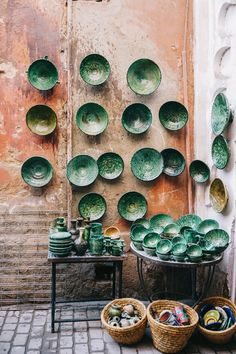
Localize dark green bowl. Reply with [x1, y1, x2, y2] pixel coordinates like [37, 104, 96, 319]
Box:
[132, 218, 150, 229]
[150, 214, 173, 228]
[21, 156, 53, 188]
[211, 93, 232, 135]
[118, 192, 148, 221]
[26, 105, 57, 136]
[150, 225, 164, 234]
[186, 244, 202, 257]
[161, 148, 185, 176]
[132, 240, 144, 251]
[27, 56, 59, 91]
[122, 103, 152, 134]
[142, 245, 156, 256]
[209, 178, 228, 213]
[205, 229, 229, 248]
[189, 160, 210, 183]
[159, 101, 188, 131]
[67, 155, 98, 187]
[177, 214, 202, 231]
[212, 135, 230, 169]
[143, 232, 161, 249]
[127, 58, 162, 95]
[172, 242, 187, 256]
[76, 103, 108, 136]
[80, 54, 110, 86]
[131, 148, 164, 181]
[197, 219, 219, 234]
[163, 223, 180, 238]
[130, 225, 149, 241]
[78, 193, 106, 221]
[97, 152, 124, 180]
[156, 239, 172, 255]
[172, 236, 187, 245]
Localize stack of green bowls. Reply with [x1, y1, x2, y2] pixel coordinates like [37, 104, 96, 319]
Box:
[49, 232, 72, 257]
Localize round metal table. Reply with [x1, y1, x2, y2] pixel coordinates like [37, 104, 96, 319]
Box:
[131, 243, 223, 307]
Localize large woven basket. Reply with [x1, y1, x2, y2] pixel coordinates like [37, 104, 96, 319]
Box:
[147, 300, 199, 353]
[195, 296, 236, 344]
[101, 298, 147, 345]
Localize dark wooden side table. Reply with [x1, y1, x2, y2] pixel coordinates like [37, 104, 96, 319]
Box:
[48, 251, 126, 332]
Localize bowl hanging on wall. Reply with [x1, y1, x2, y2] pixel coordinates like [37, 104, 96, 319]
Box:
[131, 148, 164, 181]
[159, 101, 188, 131]
[127, 58, 162, 95]
[66, 155, 98, 187]
[118, 191, 148, 221]
[209, 178, 228, 213]
[21, 156, 53, 188]
[97, 152, 124, 180]
[161, 148, 186, 176]
[27, 56, 59, 91]
[189, 160, 210, 183]
[211, 92, 233, 135]
[122, 103, 152, 134]
[211, 135, 230, 169]
[26, 105, 57, 136]
[76, 102, 108, 136]
[78, 193, 107, 221]
[80, 54, 110, 86]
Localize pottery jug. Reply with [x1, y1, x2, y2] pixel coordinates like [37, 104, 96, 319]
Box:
[89, 234, 104, 255]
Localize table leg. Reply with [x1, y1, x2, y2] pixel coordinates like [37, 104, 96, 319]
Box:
[137, 258, 151, 302]
[51, 263, 56, 333]
[193, 265, 215, 307]
[118, 261, 123, 298]
[191, 268, 197, 302]
[112, 262, 116, 299]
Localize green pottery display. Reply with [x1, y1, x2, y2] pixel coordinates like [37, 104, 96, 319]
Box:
[118, 192, 147, 221]
[189, 160, 210, 183]
[97, 152, 124, 180]
[76, 103, 108, 136]
[161, 148, 185, 176]
[212, 135, 230, 169]
[27, 56, 59, 91]
[159, 101, 188, 131]
[150, 214, 173, 228]
[163, 223, 180, 238]
[131, 148, 164, 181]
[67, 155, 98, 187]
[127, 58, 161, 95]
[132, 218, 150, 229]
[197, 219, 219, 234]
[143, 232, 161, 249]
[209, 178, 228, 213]
[122, 103, 152, 134]
[26, 105, 57, 136]
[211, 93, 233, 135]
[89, 234, 104, 255]
[205, 229, 229, 249]
[21, 156, 53, 188]
[130, 225, 149, 241]
[80, 54, 110, 85]
[78, 193, 107, 221]
[177, 214, 202, 231]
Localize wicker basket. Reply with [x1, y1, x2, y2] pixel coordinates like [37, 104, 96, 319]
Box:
[147, 300, 199, 353]
[101, 298, 147, 345]
[195, 296, 236, 344]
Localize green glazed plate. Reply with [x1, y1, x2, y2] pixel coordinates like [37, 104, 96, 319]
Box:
[197, 219, 219, 234]
[159, 101, 188, 131]
[26, 105, 57, 136]
[132, 218, 150, 229]
[21, 156, 53, 188]
[172, 242, 187, 255]
[212, 135, 230, 169]
[97, 152, 124, 180]
[163, 223, 180, 237]
[118, 191, 148, 221]
[176, 214, 202, 231]
[186, 244, 202, 257]
[80, 54, 110, 86]
[27, 56, 59, 91]
[205, 229, 229, 248]
[211, 93, 232, 135]
[67, 155, 98, 187]
[78, 193, 107, 221]
[150, 214, 173, 228]
[76, 103, 108, 136]
[49, 232, 71, 240]
[131, 148, 164, 181]
[127, 58, 161, 95]
[161, 148, 186, 176]
[210, 178, 228, 213]
[130, 225, 149, 241]
[122, 103, 152, 134]
[189, 160, 210, 183]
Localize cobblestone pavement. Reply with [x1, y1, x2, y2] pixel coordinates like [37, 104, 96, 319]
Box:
[0, 304, 236, 354]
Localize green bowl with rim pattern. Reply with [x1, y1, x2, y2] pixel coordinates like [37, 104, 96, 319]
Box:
[80, 54, 110, 86]
[186, 244, 202, 261]
[118, 191, 148, 221]
[27, 56, 59, 91]
[161, 148, 186, 176]
[67, 155, 98, 187]
[176, 214, 202, 231]
[172, 235, 187, 245]
[159, 101, 188, 131]
[212, 135, 230, 169]
[78, 193, 106, 221]
[130, 225, 149, 241]
[127, 58, 162, 95]
[156, 239, 172, 255]
[131, 148, 164, 181]
[197, 219, 219, 234]
[172, 242, 187, 255]
[143, 232, 161, 249]
[21, 156, 53, 188]
[211, 93, 233, 135]
[26, 104, 57, 136]
[205, 229, 229, 249]
[209, 178, 228, 213]
[189, 160, 210, 183]
[122, 103, 152, 134]
[150, 225, 164, 234]
[150, 214, 173, 228]
[97, 152, 124, 180]
[132, 218, 150, 229]
[163, 223, 180, 238]
[76, 102, 108, 136]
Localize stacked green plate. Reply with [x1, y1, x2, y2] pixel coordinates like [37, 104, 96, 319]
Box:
[27, 56, 59, 91]
[49, 232, 72, 257]
[176, 214, 202, 231]
[150, 214, 173, 228]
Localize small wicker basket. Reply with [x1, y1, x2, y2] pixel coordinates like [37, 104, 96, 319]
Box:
[101, 298, 147, 345]
[195, 296, 236, 344]
[147, 300, 199, 354]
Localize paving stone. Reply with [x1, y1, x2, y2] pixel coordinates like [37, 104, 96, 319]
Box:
[28, 338, 42, 350]
[90, 339, 104, 352]
[216, 352, 231, 354]
[0, 342, 10, 354]
[30, 327, 44, 337]
[16, 324, 30, 334]
[106, 342, 121, 354]
[0, 319, 4, 326]
[26, 352, 40, 354]
[0, 331, 15, 342]
[4, 318, 18, 324]
[0, 311, 7, 317]
[184, 342, 199, 353]
[103, 331, 116, 343]
[2, 324, 17, 331]
[32, 317, 46, 326]
[121, 348, 137, 354]
[10, 347, 25, 354]
[19, 314, 32, 323]
[74, 332, 88, 344]
[198, 346, 216, 354]
[74, 344, 89, 354]
[60, 350, 73, 354]
[60, 337, 73, 348]
[89, 328, 103, 339]
[88, 321, 101, 328]
[7, 312, 19, 318]
[74, 321, 87, 331]
[74, 311, 87, 320]
[50, 340, 58, 349]
[13, 334, 28, 346]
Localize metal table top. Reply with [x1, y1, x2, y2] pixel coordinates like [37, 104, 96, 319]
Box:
[48, 251, 127, 263]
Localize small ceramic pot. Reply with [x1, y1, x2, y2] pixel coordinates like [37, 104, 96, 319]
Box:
[120, 319, 130, 328]
[89, 234, 104, 255]
[111, 246, 123, 256]
[90, 222, 103, 236]
[123, 304, 135, 316]
[109, 304, 122, 318]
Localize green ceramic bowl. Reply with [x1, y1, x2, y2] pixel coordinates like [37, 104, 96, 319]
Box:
[159, 101, 188, 131]
[205, 229, 229, 248]
[156, 239, 172, 255]
[118, 192, 148, 221]
[132, 218, 150, 229]
[78, 193, 106, 221]
[177, 214, 202, 231]
[131, 148, 164, 181]
[209, 178, 228, 213]
[122, 103, 152, 134]
[186, 244, 203, 258]
[27, 56, 59, 91]
[197, 219, 219, 234]
[150, 225, 164, 234]
[26, 105, 57, 136]
[132, 240, 144, 251]
[150, 214, 173, 228]
[49, 232, 71, 240]
[189, 160, 210, 183]
[143, 232, 161, 249]
[143, 245, 156, 256]
[21, 156, 53, 188]
[67, 155, 98, 187]
[127, 58, 162, 95]
[97, 152, 124, 180]
[211, 93, 232, 135]
[212, 135, 230, 169]
[172, 254, 186, 262]
[161, 148, 186, 176]
[172, 242, 187, 255]
[163, 223, 180, 238]
[172, 236, 187, 245]
[80, 54, 110, 85]
[198, 239, 216, 254]
[130, 225, 149, 241]
[76, 103, 108, 136]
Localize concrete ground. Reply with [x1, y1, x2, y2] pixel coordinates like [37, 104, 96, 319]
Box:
[0, 303, 236, 354]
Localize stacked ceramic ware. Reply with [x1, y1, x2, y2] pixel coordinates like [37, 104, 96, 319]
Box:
[49, 231, 72, 257]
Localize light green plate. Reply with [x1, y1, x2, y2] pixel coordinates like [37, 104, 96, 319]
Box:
[159, 101, 188, 131]
[97, 152, 124, 180]
[150, 214, 173, 228]
[21, 156, 53, 188]
[27, 56, 59, 91]
[211, 93, 233, 135]
[76, 103, 108, 136]
[209, 178, 228, 213]
[118, 192, 148, 221]
[122, 103, 152, 134]
[189, 160, 210, 183]
[143, 232, 161, 248]
[67, 155, 98, 187]
[212, 135, 230, 169]
[78, 193, 107, 221]
[197, 219, 219, 234]
[131, 148, 163, 181]
[26, 105, 57, 136]
[80, 54, 110, 85]
[205, 229, 229, 248]
[161, 148, 185, 176]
